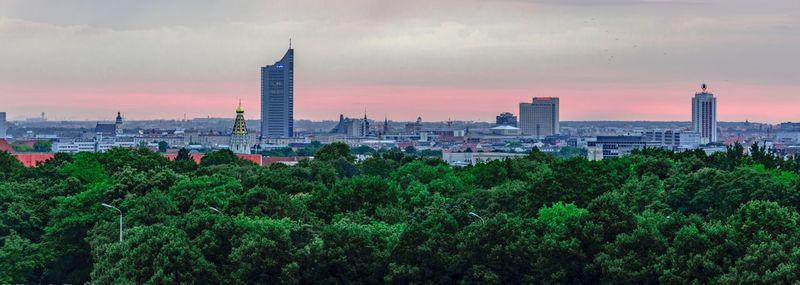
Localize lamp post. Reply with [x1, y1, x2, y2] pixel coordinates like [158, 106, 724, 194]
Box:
[468, 212, 485, 223]
[208, 206, 222, 214]
[101, 203, 123, 242]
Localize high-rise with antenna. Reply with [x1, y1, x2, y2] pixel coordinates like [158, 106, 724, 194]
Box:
[692, 83, 717, 144]
[261, 44, 294, 138]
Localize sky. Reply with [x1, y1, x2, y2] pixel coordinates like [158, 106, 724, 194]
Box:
[0, 0, 798, 122]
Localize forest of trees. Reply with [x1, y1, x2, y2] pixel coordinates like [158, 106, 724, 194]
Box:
[3, 143, 800, 284]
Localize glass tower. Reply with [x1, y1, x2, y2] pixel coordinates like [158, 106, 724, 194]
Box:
[261, 48, 294, 138]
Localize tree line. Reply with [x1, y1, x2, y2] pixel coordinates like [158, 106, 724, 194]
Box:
[2, 143, 800, 284]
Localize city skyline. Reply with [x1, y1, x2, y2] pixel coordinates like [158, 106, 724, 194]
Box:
[1, 0, 798, 122]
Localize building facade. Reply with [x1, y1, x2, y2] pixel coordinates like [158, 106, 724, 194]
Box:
[331, 114, 371, 137]
[95, 112, 124, 139]
[230, 102, 251, 154]
[641, 130, 701, 151]
[261, 48, 294, 138]
[587, 136, 652, 161]
[442, 151, 528, 166]
[519, 97, 559, 139]
[495, 112, 518, 127]
[692, 84, 717, 144]
[777, 122, 800, 144]
[0, 112, 6, 138]
[405, 117, 423, 135]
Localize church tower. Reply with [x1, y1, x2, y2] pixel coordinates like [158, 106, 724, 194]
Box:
[115, 112, 124, 136]
[230, 101, 251, 154]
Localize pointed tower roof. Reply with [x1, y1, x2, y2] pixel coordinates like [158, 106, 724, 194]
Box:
[236, 99, 244, 113]
[232, 102, 248, 135]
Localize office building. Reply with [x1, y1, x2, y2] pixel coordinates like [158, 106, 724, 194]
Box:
[519, 97, 559, 139]
[641, 130, 701, 151]
[691, 84, 717, 144]
[261, 47, 294, 138]
[442, 151, 527, 166]
[230, 102, 251, 154]
[587, 136, 652, 161]
[496, 112, 517, 127]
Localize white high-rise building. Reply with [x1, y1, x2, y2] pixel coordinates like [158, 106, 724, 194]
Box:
[519, 97, 559, 139]
[691, 84, 717, 144]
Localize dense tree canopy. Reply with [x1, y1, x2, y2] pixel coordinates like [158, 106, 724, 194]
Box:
[2, 143, 800, 284]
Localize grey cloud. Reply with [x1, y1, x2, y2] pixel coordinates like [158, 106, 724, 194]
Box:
[0, 0, 798, 88]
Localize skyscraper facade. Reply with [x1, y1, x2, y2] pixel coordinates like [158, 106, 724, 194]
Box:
[261, 48, 294, 138]
[0, 112, 6, 138]
[519, 97, 559, 138]
[691, 84, 717, 144]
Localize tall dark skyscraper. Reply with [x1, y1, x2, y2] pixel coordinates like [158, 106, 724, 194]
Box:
[261, 47, 294, 138]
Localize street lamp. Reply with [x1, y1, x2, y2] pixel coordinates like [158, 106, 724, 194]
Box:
[101, 203, 123, 242]
[468, 212, 485, 223]
[208, 206, 222, 214]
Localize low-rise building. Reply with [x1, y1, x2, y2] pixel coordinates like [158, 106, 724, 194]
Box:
[587, 136, 652, 161]
[491, 125, 522, 136]
[442, 151, 527, 166]
[641, 130, 701, 150]
[52, 140, 97, 153]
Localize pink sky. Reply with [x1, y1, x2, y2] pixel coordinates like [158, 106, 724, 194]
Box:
[1, 0, 798, 123]
[3, 82, 798, 123]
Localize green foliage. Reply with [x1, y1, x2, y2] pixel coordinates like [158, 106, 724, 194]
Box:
[0, 150, 24, 180]
[33, 140, 53, 152]
[315, 142, 354, 162]
[157, 141, 168, 153]
[200, 149, 239, 167]
[3, 145, 800, 283]
[10, 142, 33, 152]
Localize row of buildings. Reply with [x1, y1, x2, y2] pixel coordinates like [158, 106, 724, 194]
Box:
[51, 103, 255, 155]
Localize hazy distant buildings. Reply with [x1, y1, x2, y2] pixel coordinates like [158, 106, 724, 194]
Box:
[26, 112, 47, 122]
[495, 112, 517, 127]
[491, 125, 522, 136]
[519, 97, 559, 139]
[94, 112, 124, 138]
[230, 102, 251, 154]
[777, 122, 800, 143]
[331, 114, 370, 137]
[261, 48, 294, 138]
[692, 84, 717, 144]
[405, 117, 423, 135]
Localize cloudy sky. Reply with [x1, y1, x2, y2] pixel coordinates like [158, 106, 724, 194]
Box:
[1, 0, 798, 122]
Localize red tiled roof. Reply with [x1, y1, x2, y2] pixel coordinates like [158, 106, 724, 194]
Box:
[238, 154, 263, 166]
[162, 153, 264, 166]
[13, 153, 55, 167]
[162, 153, 204, 164]
[0, 139, 14, 154]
